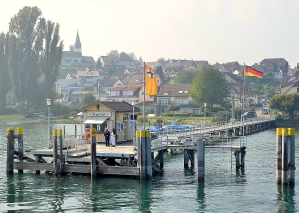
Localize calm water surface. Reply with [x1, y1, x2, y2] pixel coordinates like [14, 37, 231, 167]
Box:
[0, 121, 298, 212]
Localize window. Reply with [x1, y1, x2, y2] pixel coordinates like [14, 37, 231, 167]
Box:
[158, 99, 169, 105]
[297, 88, 299, 93]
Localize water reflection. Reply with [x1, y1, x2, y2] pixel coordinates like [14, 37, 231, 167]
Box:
[276, 184, 296, 213]
[138, 180, 152, 213]
[196, 181, 206, 211]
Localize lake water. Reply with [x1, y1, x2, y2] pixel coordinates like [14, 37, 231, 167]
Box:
[0, 121, 298, 212]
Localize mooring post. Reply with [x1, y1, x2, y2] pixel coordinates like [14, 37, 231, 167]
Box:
[59, 129, 64, 175]
[235, 150, 240, 170]
[159, 150, 164, 169]
[6, 127, 15, 174]
[137, 130, 152, 178]
[197, 140, 205, 181]
[91, 128, 97, 176]
[240, 147, 246, 168]
[17, 127, 24, 173]
[184, 149, 189, 168]
[281, 128, 288, 184]
[276, 128, 282, 184]
[53, 129, 58, 176]
[288, 128, 295, 185]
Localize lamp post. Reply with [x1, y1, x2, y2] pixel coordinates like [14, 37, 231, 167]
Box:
[204, 103, 207, 127]
[77, 112, 85, 140]
[131, 99, 138, 149]
[46, 99, 51, 148]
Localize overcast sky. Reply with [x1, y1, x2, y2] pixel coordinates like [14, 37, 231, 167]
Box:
[1, 0, 299, 67]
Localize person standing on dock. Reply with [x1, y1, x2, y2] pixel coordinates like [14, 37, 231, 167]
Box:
[110, 127, 116, 147]
[104, 128, 110, 146]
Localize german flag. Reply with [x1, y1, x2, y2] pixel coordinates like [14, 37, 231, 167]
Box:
[245, 66, 263, 78]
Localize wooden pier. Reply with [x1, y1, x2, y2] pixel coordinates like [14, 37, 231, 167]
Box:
[6, 118, 275, 180]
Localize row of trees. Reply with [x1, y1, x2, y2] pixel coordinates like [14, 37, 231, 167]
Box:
[0, 6, 63, 115]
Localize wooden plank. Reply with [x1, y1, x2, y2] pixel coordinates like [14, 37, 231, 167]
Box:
[14, 162, 53, 171]
[97, 166, 140, 176]
[64, 164, 91, 173]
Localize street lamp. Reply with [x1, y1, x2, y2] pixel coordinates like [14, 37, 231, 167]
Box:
[204, 103, 207, 127]
[77, 112, 85, 140]
[131, 99, 138, 149]
[46, 99, 51, 149]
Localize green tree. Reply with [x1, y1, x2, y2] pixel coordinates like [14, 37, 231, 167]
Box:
[106, 50, 119, 77]
[96, 58, 102, 69]
[269, 94, 299, 119]
[167, 104, 181, 115]
[189, 66, 230, 111]
[173, 69, 197, 84]
[69, 45, 74, 51]
[139, 56, 143, 63]
[155, 65, 165, 82]
[39, 20, 64, 100]
[8, 6, 45, 115]
[78, 92, 96, 109]
[0, 33, 11, 114]
[157, 58, 165, 66]
[127, 52, 136, 60]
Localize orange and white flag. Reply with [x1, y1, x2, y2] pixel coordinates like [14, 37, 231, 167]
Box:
[145, 65, 158, 95]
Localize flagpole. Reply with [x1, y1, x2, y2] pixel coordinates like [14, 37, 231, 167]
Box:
[143, 62, 146, 131]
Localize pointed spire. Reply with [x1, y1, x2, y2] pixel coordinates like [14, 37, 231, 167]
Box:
[75, 30, 81, 51]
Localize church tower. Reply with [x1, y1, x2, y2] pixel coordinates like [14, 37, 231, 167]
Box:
[74, 30, 82, 53]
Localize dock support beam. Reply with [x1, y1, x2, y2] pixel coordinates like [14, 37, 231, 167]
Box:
[137, 130, 152, 178]
[184, 150, 194, 168]
[234, 147, 246, 170]
[17, 127, 24, 174]
[197, 140, 205, 181]
[276, 128, 282, 184]
[6, 127, 14, 174]
[91, 128, 97, 176]
[53, 129, 58, 176]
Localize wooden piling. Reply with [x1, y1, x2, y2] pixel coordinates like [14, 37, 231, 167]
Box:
[137, 130, 152, 178]
[184, 150, 189, 168]
[91, 128, 97, 176]
[6, 127, 14, 174]
[197, 140, 205, 181]
[159, 150, 164, 169]
[53, 129, 58, 176]
[17, 127, 24, 173]
[276, 128, 282, 184]
[235, 150, 240, 169]
[59, 129, 64, 175]
[288, 128, 295, 185]
[281, 128, 288, 185]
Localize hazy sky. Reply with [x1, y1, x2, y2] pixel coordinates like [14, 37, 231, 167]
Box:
[1, 0, 299, 67]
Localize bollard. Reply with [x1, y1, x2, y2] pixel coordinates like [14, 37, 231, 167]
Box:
[137, 130, 152, 178]
[59, 129, 64, 175]
[53, 129, 58, 176]
[91, 128, 97, 176]
[288, 128, 295, 185]
[281, 128, 288, 185]
[197, 140, 205, 181]
[17, 127, 24, 173]
[6, 127, 15, 174]
[276, 128, 282, 184]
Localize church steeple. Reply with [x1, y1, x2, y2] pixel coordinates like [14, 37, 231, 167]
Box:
[74, 30, 82, 53]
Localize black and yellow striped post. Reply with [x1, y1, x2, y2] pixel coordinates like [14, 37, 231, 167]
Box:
[53, 129, 58, 176]
[281, 128, 288, 184]
[91, 128, 97, 176]
[6, 127, 15, 174]
[288, 128, 295, 185]
[59, 129, 64, 175]
[17, 127, 24, 173]
[276, 128, 282, 184]
[137, 130, 152, 178]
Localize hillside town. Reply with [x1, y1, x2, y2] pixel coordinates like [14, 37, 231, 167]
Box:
[55, 31, 298, 116]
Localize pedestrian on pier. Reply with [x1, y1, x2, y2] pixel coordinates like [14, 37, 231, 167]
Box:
[104, 128, 110, 146]
[110, 127, 116, 147]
